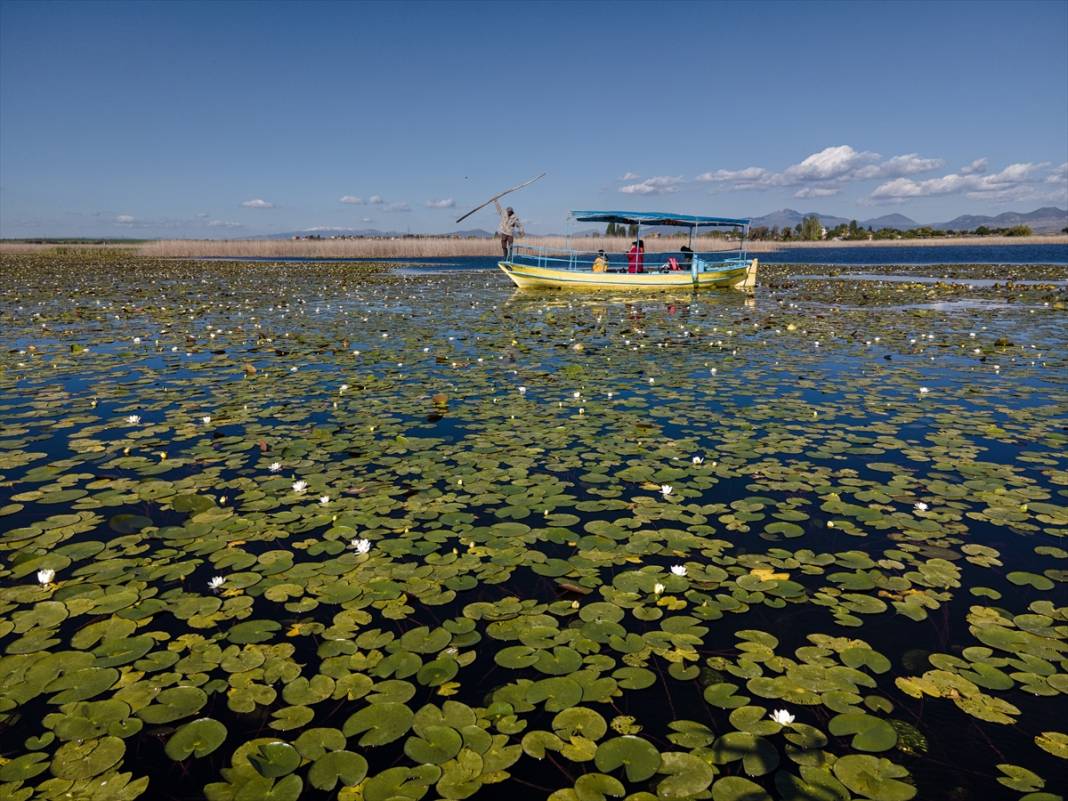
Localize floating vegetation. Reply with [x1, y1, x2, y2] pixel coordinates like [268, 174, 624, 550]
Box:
[0, 253, 1065, 801]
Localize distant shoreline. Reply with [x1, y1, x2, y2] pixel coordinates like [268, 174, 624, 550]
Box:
[0, 233, 1065, 259]
[746, 234, 1068, 251]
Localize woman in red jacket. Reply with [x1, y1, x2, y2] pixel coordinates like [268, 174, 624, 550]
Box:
[627, 240, 645, 273]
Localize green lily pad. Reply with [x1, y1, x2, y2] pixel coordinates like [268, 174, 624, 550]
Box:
[308, 750, 368, 791]
[711, 776, 773, 801]
[594, 736, 662, 782]
[828, 712, 898, 752]
[51, 735, 125, 780]
[248, 740, 302, 778]
[165, 717, 228, 760]
[343, 701, 414, 746]
[137, 686, 208, 724]
[832, 755, 916, 800]
[1035, 731, 1068, 759]
[656, 751, 716, 798]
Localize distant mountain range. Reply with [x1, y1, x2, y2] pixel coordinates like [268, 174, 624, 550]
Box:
[257, 207, 1066, 240]
[749, 206, 1067, 234]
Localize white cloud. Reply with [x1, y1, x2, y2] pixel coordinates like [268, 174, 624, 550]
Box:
[115, 214, 135, 224]
[383, 201, 411, 212]
[853, 153, 945, 179]
[697, 145, 943, 194]
[241, 198, 274, 208]
[960, 158, 988, 175]
[196, 212, 209, 218]
[619, 176, 683, 195]
[870, 162, 1048, 202]
[1045, 162, 1067, 183]
[696, 167, 776, 189]
[783, 145, 880, 182]
[368, 195, 384, 205]
[361, 217, 373, 223]
[794, 186, 840, 198]
[425, 198, 456, 209]
[339, 195, 363, 205]
[208, 220, 242, 228]
[619, 172, 640, 180]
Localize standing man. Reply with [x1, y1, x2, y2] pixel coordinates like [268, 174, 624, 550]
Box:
[495, 200, 524, 260]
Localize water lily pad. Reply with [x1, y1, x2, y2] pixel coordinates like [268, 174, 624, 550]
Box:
[165, 717, 228, 760]
[308, 750, 368, 790]
[248, 740, 302, 778]
[593, 736, 661, 782]
[832, 754, 916, 800]
[1035, 731, 1068, 759]
[711, 776, 773, 801]
[343, 701, 414, 746]
[828, 712, 898, 752]
[656, 751, 715, 798]
[51, 735, 125, 779]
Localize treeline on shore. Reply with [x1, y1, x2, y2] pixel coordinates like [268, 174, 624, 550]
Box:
[605, 217, 1048, 242]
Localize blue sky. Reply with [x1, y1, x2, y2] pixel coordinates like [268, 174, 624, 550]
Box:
[1, 0, 1066, 237]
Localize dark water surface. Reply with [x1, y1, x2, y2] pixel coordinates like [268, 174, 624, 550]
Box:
[0, 255, 1065, 801]
[191, 241, 1068, 268]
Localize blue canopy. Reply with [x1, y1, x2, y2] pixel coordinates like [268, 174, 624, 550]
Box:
[571, 210, 749, 228]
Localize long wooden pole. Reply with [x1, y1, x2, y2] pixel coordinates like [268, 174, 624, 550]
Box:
[455, 173, 546, 224]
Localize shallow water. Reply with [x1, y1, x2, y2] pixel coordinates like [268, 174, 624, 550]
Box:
[178, 240, 1068, 269]
[0, 255, 1065, 801]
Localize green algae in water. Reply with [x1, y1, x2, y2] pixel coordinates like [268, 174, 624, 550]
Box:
[0, 253, 1065, 801]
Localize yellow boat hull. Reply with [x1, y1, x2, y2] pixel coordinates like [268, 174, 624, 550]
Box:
[498, 260, 756, 290]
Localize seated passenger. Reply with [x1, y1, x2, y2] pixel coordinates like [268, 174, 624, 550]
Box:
[592, 250, 609, 272]
[679, 245, 694, 270]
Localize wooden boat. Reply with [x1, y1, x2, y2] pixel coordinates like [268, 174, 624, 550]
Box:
[499, 210, 758, 291]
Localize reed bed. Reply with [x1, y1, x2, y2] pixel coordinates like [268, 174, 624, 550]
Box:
[135, 233, 1068, 258]
[2, 233, 1063, 258]
[136, 236, 752, 259]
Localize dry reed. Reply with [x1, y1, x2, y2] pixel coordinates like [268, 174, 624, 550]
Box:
[134, 233, 1068, 258]
[1, 234, 1063, 258]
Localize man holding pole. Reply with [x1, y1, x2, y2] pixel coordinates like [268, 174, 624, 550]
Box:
[495, 200, 524, 260]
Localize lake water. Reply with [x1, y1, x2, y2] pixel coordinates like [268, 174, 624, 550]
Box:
[196, 241, 1068, 268]
[0, 254, 1065, 801]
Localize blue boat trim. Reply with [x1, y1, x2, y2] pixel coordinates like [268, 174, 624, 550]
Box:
[570, 210, 750, 228]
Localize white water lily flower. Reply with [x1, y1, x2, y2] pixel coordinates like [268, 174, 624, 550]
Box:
[268, 462, 282, 472]
[653, 582, 665, 595]
[692, 456, 704, 465]
[518, 386, 527, 394]
[350, 538, 371, 554]
[125, 415, 141, 424]
[671, 565, 687, 577]
[201, 415, 212, 424]
[915, 502, 929, 512]
[37, 568, 55, 585]
[770, 709, 795, 725]
[291, 480, 308, 493]
[319, 495, 330, 505]
[572, 391, 581, 399]
[919, 387, 929, 394]
[208, 576, 225, 590]
[660, 484, 673, 497]
[339, 384, 349, 393]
